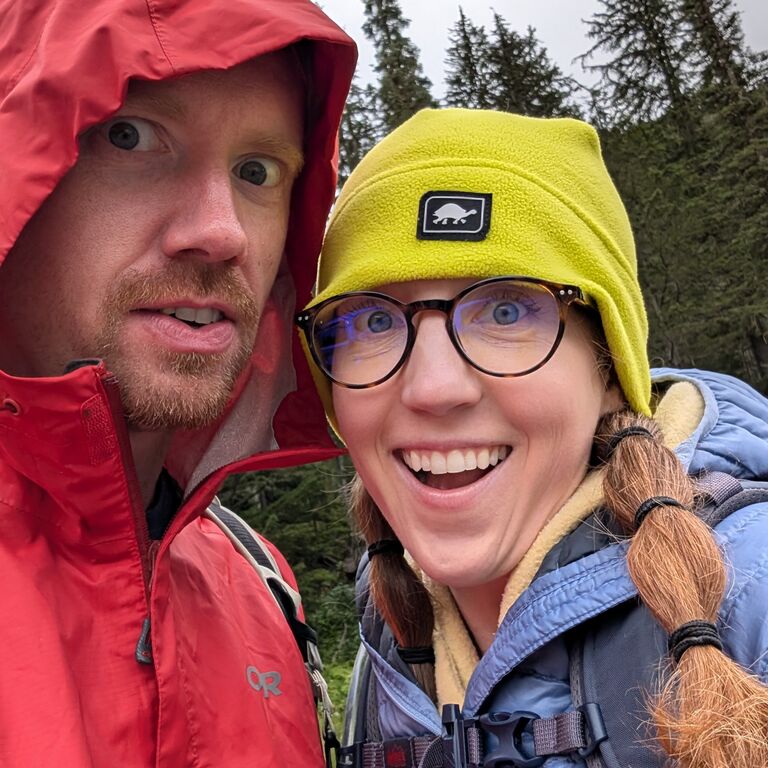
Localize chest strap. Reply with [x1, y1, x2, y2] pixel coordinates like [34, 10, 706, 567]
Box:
[343, 703, 606, 768]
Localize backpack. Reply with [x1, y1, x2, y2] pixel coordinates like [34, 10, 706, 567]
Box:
[205, 499, 340, 767]
[339, 473, 768, 768]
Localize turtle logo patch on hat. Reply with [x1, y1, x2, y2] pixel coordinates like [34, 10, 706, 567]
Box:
[417, 191, 492, 241]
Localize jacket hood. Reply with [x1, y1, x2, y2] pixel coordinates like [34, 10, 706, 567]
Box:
[652, 367, 768, 481]
[0, 0, 356, 490]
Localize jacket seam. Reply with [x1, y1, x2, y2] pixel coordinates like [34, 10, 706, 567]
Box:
[173, 605, 205, 767]
[2, 6, 55, 97]
[143, 0, 176, 73]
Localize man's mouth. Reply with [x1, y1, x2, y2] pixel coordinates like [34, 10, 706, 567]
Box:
[401, 445, 510, 490]
[159, 307, 226, 329]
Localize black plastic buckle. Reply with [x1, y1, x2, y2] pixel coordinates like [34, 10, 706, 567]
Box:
[441, 704, 477, 768]
[337, 743, 362, 768]
[576, 703, 608, 758]
[478, 711, 545, 768]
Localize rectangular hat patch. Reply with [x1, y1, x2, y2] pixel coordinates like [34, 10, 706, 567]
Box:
[417, 191, 492, 241]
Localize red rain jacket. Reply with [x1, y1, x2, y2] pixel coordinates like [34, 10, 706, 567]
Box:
[0, 1, 355, 765]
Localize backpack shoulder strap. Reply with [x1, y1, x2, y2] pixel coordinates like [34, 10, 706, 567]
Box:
[575, 473, 768, 768]
[205, 499, 339, 764]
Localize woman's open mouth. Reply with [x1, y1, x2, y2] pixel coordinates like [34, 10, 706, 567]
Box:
[401, 445, 510, 490]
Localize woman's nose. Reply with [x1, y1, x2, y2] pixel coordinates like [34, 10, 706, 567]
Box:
[399, 313, 483, 415]
[160, 167, 248, 265]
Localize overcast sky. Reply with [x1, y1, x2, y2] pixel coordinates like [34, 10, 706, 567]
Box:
[319, 0, 767, 98]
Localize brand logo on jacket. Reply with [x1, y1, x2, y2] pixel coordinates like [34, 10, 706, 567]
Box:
[417, 191, 492, 241]
[246, 665, 282, 698]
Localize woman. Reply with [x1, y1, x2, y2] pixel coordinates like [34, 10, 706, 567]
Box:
[297, 109, 768, 768]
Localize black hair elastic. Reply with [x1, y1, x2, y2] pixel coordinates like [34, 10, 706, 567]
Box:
[634, 496, 685, 528]
[668, 620, 723, 663]
[397, 645, 435, 665]
[604, 426, 655, 461]
[367, 539, 404, 558]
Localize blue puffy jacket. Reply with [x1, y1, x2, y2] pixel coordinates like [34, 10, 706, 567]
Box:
[344, 369, 768, 767]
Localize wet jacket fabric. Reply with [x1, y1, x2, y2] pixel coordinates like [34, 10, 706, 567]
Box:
[350, 369, 768, 767]
[0, 1, 355, 766]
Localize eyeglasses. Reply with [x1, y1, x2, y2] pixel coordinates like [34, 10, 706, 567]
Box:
[295, 276, 591, 389]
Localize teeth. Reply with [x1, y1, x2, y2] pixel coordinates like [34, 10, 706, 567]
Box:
[161, 307, 224, 325]
[446, 450, 464, 473]
[430, 452, 447, 474]
[402, 445, 509, 476]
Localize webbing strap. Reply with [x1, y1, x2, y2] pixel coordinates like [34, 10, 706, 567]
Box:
[695, 471, 743, 507]
[358, 727, 483, 768]
[532, 710, 587, 755]
[361, 736, 434, 768]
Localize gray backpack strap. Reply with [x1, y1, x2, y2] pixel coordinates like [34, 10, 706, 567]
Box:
[205, 499, 340, 765]
[569, 635, 606, 768]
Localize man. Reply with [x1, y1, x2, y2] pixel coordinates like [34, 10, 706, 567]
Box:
[0, 0, 355, 764]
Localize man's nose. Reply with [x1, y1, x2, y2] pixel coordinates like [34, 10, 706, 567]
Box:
[160, 167, 248, 264]
[399, 313, 483, 415]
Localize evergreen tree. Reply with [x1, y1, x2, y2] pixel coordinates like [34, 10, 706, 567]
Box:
[445, 10, 579, 117]
[444, 8, 494, 109]
[486, 15, 580, 117]
[679, 0, 746, 91]
[362, 0, 436, 133]
[338, 77, 381, 187]
[581, 0, 693, 126]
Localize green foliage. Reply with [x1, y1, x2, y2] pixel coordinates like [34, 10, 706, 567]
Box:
[219, 457, 364, 669]
[581, 0, 694, 126]
[445, 11, 580, 117]
[362, 0, 436, 133]
[601, 83, 768, 389]
[339, 77, 382, 187]
[444, 8, 494, 109]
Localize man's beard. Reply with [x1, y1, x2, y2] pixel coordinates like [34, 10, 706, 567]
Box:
[96, 264, 260, 431]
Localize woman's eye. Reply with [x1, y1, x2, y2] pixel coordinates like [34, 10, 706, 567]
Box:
[491, 301, 526, 325]
[236, 157, 281, 187]
[105, 118, 162, 151]
[366, 310, 394, 334]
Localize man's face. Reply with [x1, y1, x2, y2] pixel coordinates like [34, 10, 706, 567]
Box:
[0, 53, 304, 431]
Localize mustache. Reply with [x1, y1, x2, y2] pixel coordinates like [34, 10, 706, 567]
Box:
[106, 264, 260, 325]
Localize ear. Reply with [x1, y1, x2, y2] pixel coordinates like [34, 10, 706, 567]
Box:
[600, 378, 625, 416]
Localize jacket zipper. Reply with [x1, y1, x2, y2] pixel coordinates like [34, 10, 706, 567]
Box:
[100, 373, 157, 665]
[101, 373, 152, 595]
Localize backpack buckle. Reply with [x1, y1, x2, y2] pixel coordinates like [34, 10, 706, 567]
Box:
[441, 704, 478, 768]
[478, 711, 545, 768]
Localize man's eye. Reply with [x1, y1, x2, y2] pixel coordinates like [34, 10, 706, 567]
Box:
[104, 118, 162, 151]
[235, 158, 281, 187]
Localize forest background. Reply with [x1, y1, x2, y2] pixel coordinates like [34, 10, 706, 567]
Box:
[220, 0, 768, 722]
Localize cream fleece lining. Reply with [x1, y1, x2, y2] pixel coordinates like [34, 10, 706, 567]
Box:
[423, 381, 705, 708]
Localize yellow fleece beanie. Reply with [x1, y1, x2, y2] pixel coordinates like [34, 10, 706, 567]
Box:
[306, 108, 650, 425]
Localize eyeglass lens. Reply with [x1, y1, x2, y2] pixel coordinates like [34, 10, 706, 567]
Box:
[310, 279, 563, 386]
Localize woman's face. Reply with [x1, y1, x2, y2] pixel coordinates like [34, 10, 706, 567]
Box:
[333, 278, 622, 590]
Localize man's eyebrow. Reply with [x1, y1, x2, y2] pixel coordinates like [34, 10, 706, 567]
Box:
[244, 135, 305, 176]
[121, 90, 189, 122]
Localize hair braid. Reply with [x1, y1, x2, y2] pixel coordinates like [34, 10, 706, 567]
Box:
[596, 409, 768, 768]
[349, 475, 437, 701]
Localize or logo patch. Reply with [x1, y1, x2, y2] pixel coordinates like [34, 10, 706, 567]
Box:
[246, 665, 282, 698]
[417, 191, 492, 241]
